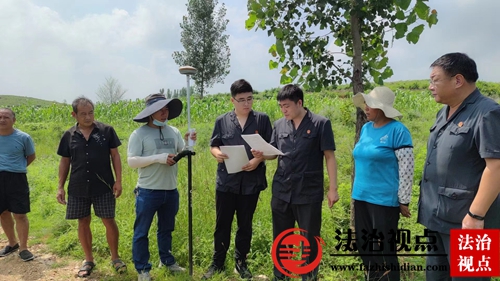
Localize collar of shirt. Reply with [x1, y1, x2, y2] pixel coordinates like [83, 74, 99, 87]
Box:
[229, 110, 256, 132]
[71, 121, 100, 136]
[285, 107, 312, 131]
[445, 89, 481, 123]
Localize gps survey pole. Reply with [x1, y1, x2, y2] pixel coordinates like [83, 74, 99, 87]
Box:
[178, 65, 197, 276]
[179, 66, 197, 136]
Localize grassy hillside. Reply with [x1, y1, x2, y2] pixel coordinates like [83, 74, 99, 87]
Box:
[0, 95, 60, 107]
[6, 80, 500, 281]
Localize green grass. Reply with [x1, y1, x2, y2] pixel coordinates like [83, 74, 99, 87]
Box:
[7, 80, 500, 281]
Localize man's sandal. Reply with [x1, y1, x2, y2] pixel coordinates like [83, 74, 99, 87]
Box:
[0, 243, 19, 257]
[77, 261, 95, 278]
[111, 259, 127, 273]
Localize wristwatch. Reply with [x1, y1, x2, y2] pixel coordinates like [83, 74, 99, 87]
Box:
[467, 210, 485, 221]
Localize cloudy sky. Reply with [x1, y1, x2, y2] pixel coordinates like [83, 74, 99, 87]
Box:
[0, 0, 498, 102]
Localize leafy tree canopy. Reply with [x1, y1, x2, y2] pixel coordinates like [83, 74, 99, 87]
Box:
[246, 0, 438, 91]
[173, 0, 230, 98]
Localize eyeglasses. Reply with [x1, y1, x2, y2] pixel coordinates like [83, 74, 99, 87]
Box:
[235, 96, 254, 104]
[429, 78, 444, 86]
[429, 74, 457, 86]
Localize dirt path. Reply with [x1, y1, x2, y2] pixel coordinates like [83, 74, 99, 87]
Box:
[0, 228, 270, 281]
[0, 229, 108, 281]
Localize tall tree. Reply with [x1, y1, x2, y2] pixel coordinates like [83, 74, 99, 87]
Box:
[246, 0, 438, 228]
[173, 0, 231, 98]
[96, 76, 127, 104]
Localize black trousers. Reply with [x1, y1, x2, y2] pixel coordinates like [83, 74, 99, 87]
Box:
[272, 197, 322, 281]
[212, 190, 260, 267]
[354, 200, 400, 281]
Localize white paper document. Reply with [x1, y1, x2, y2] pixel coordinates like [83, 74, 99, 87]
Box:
[241, 134, 284, 156]
[219, 145, 249, 174]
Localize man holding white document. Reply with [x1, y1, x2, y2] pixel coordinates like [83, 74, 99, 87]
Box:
[252, 84, 339, 281]
[203, 79, 272, 280]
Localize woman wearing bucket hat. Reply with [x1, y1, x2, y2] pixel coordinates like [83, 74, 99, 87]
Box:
[127, 93, 196, 281]
[352, 86, 414, 281]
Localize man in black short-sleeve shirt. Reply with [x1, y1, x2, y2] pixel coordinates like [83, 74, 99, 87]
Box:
[58, 121, 121, 199]
[56, 97, 126, 277]
[254, 84, 339, 281]
[203, 79, 272, 280]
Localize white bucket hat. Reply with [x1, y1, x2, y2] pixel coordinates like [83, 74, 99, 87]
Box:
[352, 86, 402, 118]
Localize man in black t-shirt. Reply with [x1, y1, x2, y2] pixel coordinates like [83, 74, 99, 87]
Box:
[56, 97, 126, 278]
[202, 79, 272, 280]
[254, 84, 339, 281]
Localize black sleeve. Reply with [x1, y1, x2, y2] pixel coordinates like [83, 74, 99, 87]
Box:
[270, 120, 278, 148]
[108, 126, 122, 148]
[478, 107, 500, 159]
[261, 114, 273, 143]
[57, 131, 71, 157]
[320, 119, 336, 151]
[210, 117, 222, 147]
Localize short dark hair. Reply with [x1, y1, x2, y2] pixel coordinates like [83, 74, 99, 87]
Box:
[430, 53, 478, 83]
[277, 84, 304, 105]
[230, 79, 253, 97]
[72, 96, 94, 113]
[0, 107, 15, 118]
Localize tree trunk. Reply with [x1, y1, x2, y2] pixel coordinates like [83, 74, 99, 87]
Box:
[349, 0, 367, 233]
[200, 76, 205, 98]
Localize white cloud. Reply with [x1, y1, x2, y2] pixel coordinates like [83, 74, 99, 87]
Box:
[0, 0, 499, 103]
[387, 0, 500, 82]
[0, 0, 187, 102]
[210, 3, 280, 94]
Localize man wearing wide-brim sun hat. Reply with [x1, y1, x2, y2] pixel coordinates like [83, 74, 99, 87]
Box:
[351, 86, 414, 281]
[127, 93, 196, 281]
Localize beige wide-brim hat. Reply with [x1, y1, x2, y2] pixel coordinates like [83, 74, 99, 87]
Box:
[352, 86, 402, 118]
